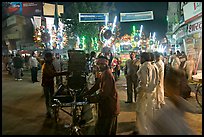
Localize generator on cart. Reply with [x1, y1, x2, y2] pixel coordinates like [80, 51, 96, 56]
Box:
[51, 50, 95, 135]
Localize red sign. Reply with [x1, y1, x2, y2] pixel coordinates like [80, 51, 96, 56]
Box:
[4, 2, 43, 17]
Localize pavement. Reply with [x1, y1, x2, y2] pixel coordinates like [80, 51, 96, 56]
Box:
[2, 70, 202, 135]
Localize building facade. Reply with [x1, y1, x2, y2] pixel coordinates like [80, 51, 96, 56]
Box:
[166, 2, 202, 70]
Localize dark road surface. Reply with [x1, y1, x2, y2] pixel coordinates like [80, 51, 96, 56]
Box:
[2, 70, 202, 135]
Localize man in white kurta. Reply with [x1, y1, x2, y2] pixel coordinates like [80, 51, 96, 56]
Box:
[135, 52, 158, 135]
[183, 54, 195, 81]
[155, 54, 165, 109]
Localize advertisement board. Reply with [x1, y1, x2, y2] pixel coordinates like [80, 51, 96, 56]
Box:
[4, 2, 43, 17]
[43, 3, 64, 16]
[120, 11, 154, 22]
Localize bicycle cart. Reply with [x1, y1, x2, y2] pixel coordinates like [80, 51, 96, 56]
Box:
[51, 50, 97, 135]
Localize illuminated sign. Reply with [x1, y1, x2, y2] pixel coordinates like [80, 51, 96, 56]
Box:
[79, 13, 109, 22]
[120, 11, 154, 22]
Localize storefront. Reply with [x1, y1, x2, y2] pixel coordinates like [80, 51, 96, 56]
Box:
[183, 2, 202, 71]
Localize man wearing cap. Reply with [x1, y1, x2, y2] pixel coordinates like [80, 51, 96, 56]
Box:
[82, 55, 120, 135]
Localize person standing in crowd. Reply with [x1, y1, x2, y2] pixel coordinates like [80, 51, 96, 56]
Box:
[178, 51, 187, 70]
[41, 52, 67, 118]
[171, 52, 181, 70]
[12, 53, 24, 81]
[116, 56, 122, 79]
[135, 52, 159, 135]
[124, 51, 140, 103]
[24, 54, 30, 70]
[88, 51, 97, 73]
[29, 51, 40, 83]
[52, 54, 62, 88]
[183, 54, 195, 81]
[155, 52, 165, 109]
[168, 50, 174, 65]
[82, 56, 120, 135]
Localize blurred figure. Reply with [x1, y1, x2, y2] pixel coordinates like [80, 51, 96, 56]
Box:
[155, 53, 165, 109]
[12, 53, 24, 81]
[124, 51, 140, 103]
[7, 54, 14, 75]
[29, 51, 40, 83]
[168, 50, 174, 65]
[135, 52, 159, 135]
[183, 54, 195, 81]
[24, 54, 30, 70]
[147, 67, 198, 135]
[171, 52, 181, 70]
[179, 51, 187, 70]
[52, 54, 62, 88]
[88, 51, 97, 73]
[82, 56, 120, 135]
[111, 56, 120, 81]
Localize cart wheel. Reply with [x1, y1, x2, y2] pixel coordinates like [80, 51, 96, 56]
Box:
[196, 85, 202, 108]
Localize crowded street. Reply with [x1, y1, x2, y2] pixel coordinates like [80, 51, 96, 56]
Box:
[2, 69, 202, 135]
[2, 2, 202, 135]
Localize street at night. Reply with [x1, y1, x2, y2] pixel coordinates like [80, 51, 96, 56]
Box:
[2, 70, 202, 135]
[2, 2, 202, 135]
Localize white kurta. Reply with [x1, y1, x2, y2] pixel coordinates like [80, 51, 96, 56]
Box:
[135, 61, 157, 135]
[184, 59, 195, 80]
[155, 59, 165, 108]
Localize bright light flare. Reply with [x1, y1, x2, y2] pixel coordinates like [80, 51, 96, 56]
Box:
[112, 16, 117, 33]
[139, 25, 143, 37]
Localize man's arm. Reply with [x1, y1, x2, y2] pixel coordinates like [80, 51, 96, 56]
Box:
[83, 78, 101, 96]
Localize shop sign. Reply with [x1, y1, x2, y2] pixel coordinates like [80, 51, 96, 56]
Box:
[175, 25, 187, 39]
[188, 17, 202, 35]
[183, 2, 202, 23]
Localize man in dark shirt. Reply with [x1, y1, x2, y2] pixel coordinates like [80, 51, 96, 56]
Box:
[12, 53, 24, 81]
[41, 52, 67, 118]
[82, 56, 120, 135]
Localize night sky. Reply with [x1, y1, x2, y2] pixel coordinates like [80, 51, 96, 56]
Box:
[114, 2, 168, 40]
[64, 2, 168, 41]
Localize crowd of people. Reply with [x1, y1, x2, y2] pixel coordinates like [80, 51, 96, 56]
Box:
[80, 49, 198, 135]
[2, 48, 198, 135]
